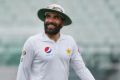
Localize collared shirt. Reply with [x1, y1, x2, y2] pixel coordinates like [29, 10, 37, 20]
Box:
[16, 33, 95, 80]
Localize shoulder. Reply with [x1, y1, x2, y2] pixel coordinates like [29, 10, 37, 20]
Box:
[62, 34, 75, 41]
[25, 33, 42, 44]
[62, 34, 76, 43]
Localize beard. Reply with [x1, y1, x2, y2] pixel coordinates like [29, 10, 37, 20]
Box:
[44, 22, 62, 35]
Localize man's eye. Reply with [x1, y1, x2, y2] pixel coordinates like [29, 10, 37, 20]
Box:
[45, 15, 50, 18]
[54, 16, 60, 19]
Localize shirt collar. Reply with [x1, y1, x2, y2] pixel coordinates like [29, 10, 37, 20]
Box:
[41, 32, 66, 42]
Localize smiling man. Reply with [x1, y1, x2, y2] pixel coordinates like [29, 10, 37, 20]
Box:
[16, 4, 95, 80]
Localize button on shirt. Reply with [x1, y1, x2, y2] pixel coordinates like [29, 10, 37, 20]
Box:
[17, 33, 95, 80]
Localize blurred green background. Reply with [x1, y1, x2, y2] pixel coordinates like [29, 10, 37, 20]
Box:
[0, 0, 120, 80]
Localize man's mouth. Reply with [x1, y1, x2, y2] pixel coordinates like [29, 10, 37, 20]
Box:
[47, 24, 56, 30]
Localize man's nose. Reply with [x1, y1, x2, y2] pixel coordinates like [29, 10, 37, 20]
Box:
[46, 17, 55, 23]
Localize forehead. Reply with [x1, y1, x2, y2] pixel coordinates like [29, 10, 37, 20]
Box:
[44, 12, 65, 22]
[45, 12, 59, 16]
[45, 12, 64, 19]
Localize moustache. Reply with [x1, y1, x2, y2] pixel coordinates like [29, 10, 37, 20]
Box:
[45, 22, 57, 27]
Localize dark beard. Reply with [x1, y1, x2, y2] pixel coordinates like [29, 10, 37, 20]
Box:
[44, 22, 62, 35]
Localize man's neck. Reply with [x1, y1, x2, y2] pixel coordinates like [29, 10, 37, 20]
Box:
[46, 33, 60, 42]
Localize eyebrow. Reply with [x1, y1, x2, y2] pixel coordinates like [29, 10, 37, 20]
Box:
[45, 12, 65, 20]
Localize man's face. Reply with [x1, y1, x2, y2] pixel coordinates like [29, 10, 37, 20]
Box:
[44, 12, 64, 35]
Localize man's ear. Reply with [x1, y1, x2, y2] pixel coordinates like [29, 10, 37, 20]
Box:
[61, 20, 64, 26]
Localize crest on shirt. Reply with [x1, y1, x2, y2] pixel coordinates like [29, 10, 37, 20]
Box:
[66, 48, 71, 55]
[22, 50, 26, 56]
[44, 47, 52, 54]
[20, 50, 26, 62]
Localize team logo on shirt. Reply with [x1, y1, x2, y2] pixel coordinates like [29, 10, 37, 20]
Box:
[44, 47, 52, 53]
[66, 48, 71, 55]
[20, 50, 26, 62]
[22, 50, 26, 56]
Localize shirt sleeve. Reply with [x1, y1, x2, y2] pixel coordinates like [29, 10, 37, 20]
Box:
[16, 38, 35, 80]
[70, 38, 95, 80]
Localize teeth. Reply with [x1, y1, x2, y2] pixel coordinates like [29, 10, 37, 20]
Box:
[48, 24, 55, 29]
[48, 24, 54, 26]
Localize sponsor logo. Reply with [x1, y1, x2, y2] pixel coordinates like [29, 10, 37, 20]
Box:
[44, 47, 52, 54]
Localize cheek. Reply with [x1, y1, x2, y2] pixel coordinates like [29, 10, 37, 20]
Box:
[44, 19, 48, 23]
[59, 21, 64, 26]
[55, 19, 62, 24]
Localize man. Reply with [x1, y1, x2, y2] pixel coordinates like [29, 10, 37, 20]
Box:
[16, 4, 95, 80]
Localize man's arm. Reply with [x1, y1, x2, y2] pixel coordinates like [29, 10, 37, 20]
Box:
[16, 38, 34, 80]
[70, 38, 95, 80]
